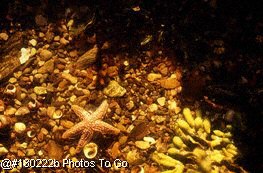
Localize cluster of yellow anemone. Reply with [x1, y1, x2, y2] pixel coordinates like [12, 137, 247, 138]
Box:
[151, 108, 239, 173]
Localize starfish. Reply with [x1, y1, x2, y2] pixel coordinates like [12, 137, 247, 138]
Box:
[62, 100, 120, 153]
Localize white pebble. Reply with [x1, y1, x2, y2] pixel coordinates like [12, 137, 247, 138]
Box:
[14, 122, 26, 133]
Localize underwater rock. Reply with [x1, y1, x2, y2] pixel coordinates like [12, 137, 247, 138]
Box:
[0, 33, 9, 41]
[157, 97, 166, 106]
[15, 106, 30, 116]
[46, 140, 63, 160]
[35, 15, 48, 26]
[61, 72, 78, 84]
[39, 49, 53, 61]
[29, 39, 37, 46]
[34, 86, 47, 95]
[38, 59, 54, 74]
[0, 144, 8, 156]
[158, 77, 180, 89]
[14, 122, 26, 133]
[148, 103, 158, 112]
[147, 73, 162, 82]
[75, 45, 98, 69]
[103, 80, 126, 97]
[135, 141, 150, 150]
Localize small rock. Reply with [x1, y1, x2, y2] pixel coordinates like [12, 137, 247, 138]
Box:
[75, 45, 98, 69]
[26, 148, 35, 156]
[9, 77, 17, 84]
[135, 141, 150, 150]
[39, 49, 53, 61]
[45, 140, 63, 160]
[107, 66, 118, 77]
[157, 63, 168, 76]
[54, 36, 60, 41]
[47, 106, 56, 118]
[15, 106, 30, 116]
[0, 145, 8, 156]
[126, 100, 134, 110]
[60, 120, 74, 129]
[14, 122, 26, 133]
[157, 97, 166, 106]
[60, 37, 69, 45]
[69, 50, 78, 57]
[126, 150, 142, 165]
[103, 80, 126, 97]
[39, 32, 45, 37]
[38, 59, 54, 74]
[148, 104, 158, 112]
[35, 15, 47, 26]
[168, 100, 180, 113]
[29, 39, 37, 46]
[0, 32, 9, 41]
[147, 73, 162, 82]
[158, 77, 180, 89]
[34, 86, 47, 95]
[61, 72, 78, 84]
[4, 107, 17, 115]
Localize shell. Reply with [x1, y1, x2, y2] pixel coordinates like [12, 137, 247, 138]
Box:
[83, 142, 98, 159]
[5, 84, 16, 95]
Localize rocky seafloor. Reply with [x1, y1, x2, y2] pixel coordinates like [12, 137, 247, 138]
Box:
[0, 19, 247, 173]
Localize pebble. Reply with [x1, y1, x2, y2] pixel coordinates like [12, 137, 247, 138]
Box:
[0, 32, 9, 41]
[29, 39, 37, 46]
[15, 106, 30, 116]
[107, 66, 118, 77]
[9, 77, 17, 84]
[61, 72, 78, 84]
[158, 77, 180, 89]
[46, 140, 63, 160]
[14, 122, 26, 133]
[135, 141, 150, 150]
[143, 136, 156, 145]
[168, 100, 178, 112]
[47, 106, 56, 118]
[103, 80, 126, 97]
[157, 63, 168, 76]
[0, 145, 8, 156]
[39, 49, 53, 61]
[34, 86, 47, 95]
[147, 73, 162, 82]
[39, 32, 45, 37]
[60, 37, 69, 45]
[157, 97, 166, 106]
[60, 120, 74, 129]
[35, 15, 47, 26]
[148, 104, 158, 112]
[54, 36, 60, 41]
[38, 59, 54, 74]
[4, 107, 17, 115]
[26, 149, 35, 156]
[126, 100, 135, 110]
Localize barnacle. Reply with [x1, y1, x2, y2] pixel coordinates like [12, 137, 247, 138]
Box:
[152, 108, 241, 173]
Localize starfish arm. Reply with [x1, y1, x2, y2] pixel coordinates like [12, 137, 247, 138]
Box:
[62, 122, 86, 139]
[71, 105, 91, 120]
[89, 100, 109, 121]
[93, 120, 120, 135]
[76, 128, 93, 153]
